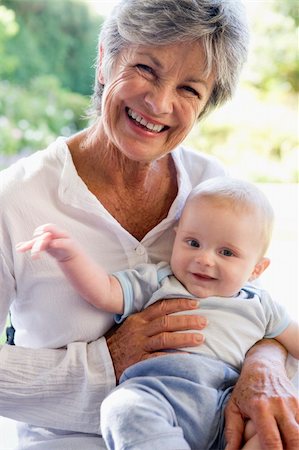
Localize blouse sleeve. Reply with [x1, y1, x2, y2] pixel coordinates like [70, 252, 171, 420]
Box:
[0, 338, 115, 434]
[114, 262, 170, 323]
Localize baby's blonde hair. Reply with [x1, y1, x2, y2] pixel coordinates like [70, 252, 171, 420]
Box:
[187, 177, 274, 256]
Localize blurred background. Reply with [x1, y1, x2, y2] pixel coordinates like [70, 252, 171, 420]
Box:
[0, 0, 298, 180]
[0, 0, 298, 447]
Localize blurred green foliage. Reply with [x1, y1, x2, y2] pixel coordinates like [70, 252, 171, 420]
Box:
[0, 75, 89, 166]
[1, 0, 102, 94]
[247, 0, 298, 94]
[185, 0, 298, 182]
[0, 0, 99, 169]
[0, 0, 298, 182]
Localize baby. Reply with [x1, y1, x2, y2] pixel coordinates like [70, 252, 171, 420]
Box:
[18, 177, 298, 450]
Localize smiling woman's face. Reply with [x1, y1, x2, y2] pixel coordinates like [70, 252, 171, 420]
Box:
[99, 41, 215, 163]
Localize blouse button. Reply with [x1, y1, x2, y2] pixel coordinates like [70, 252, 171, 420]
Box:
[135, 245, 146, 256]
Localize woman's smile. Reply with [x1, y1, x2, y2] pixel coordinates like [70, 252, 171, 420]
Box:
[126, 107, 169, 135]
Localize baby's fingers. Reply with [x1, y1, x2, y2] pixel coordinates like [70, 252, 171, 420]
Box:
[33, 223, 68, 239]
[30, 232, 54, 257]
[16, 232, 54, 258]
[16, 240, 35, 253]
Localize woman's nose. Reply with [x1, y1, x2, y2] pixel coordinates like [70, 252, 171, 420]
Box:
[144, 86, 174, 115]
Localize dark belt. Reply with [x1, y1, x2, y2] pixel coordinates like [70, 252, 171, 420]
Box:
[6, 316, 15, 345]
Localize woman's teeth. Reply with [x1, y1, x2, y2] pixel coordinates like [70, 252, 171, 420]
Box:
[127, 108, 165, 133]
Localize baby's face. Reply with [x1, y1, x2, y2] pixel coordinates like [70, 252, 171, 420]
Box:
[170, 197, 267, 298]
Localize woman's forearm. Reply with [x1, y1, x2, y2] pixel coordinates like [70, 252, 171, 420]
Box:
[244, 338, 287, 371]
[225, 339, 299, 450]
[0, 339, 116, 433]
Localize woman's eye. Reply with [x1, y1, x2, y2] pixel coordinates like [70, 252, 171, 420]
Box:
[136, 64, 154, 75]
[220, 249, 234, 257]
[187, 239, 200, 248]
[182, 86, 200, 98]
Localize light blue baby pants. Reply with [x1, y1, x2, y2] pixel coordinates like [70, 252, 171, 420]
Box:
[101, 353, 239, 450]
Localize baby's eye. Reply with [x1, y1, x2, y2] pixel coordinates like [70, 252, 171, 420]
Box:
[186, 239, 200, 248]
[220, 249, 234, 257]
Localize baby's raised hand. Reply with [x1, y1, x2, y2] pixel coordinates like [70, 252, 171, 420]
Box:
[16, 223, 76, 262]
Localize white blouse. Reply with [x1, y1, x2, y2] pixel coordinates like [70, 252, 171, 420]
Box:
[0, 137, 225, 446]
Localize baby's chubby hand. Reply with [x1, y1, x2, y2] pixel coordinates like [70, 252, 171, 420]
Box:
[16, 223, 76, 262]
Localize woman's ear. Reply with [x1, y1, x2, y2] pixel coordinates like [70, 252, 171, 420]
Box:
[98, 44, 105, 84]
[249, 257, 270, 282]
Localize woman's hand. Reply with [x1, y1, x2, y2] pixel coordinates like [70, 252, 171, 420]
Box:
[225, 340, 299, 450]
[106, 298, 206, 382]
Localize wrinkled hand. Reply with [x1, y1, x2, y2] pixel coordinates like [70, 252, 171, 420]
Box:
[225, 341, 299, 450]
[106, 298, 206, 382]
[16, 223, 76, 262]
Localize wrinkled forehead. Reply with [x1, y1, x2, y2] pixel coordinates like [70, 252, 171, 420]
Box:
[113, 39, 213, 79]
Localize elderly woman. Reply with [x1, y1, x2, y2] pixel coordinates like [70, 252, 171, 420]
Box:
[0, 1, 297, 449]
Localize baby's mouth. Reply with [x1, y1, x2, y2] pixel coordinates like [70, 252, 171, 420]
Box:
[126, 108, 169, 133]
[192, 273, 216, 281]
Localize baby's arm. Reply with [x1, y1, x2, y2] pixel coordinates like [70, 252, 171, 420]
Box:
[16, 223, 124, 313]
[274, 321, 299, 360]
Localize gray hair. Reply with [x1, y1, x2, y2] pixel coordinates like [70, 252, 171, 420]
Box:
[91, 0, 249, 118]
[187, 177, 275, 255]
